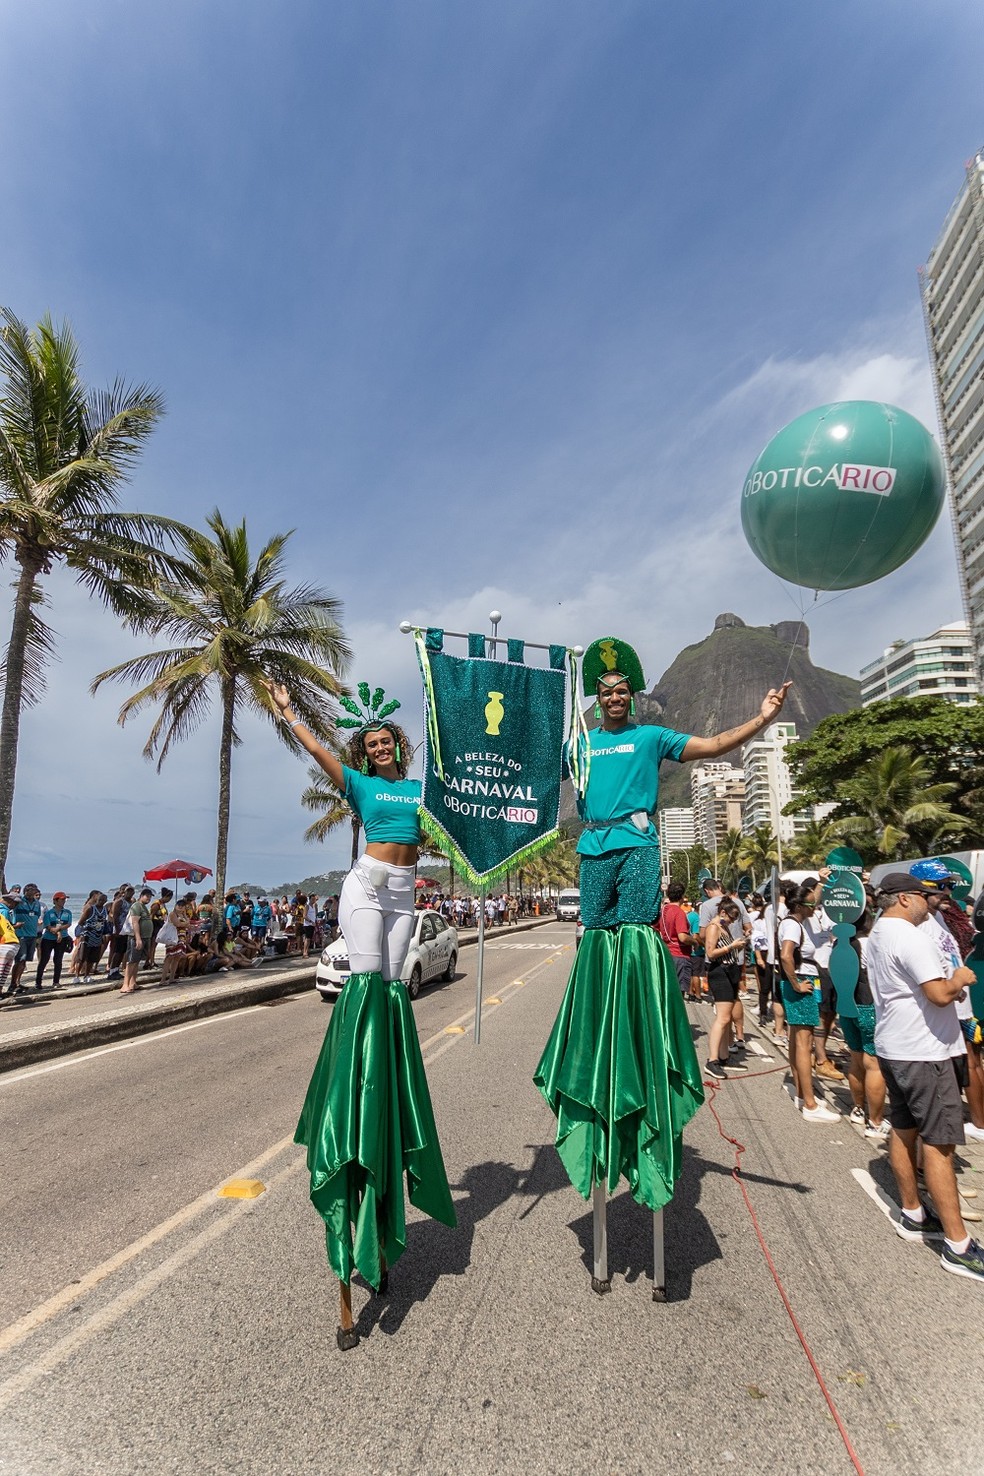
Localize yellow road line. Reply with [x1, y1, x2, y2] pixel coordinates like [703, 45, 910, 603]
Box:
[0, 1133, 297, 1356]
[0, 1158, 302, 1409]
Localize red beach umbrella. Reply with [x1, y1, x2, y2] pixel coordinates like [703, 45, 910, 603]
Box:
[143, 859, 214, 887]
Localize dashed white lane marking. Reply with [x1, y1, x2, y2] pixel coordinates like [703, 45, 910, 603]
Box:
[484, 943, 566, 950]
[746, 1039, 773, 1061]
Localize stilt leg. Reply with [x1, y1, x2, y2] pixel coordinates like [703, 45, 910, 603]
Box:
[652, 1208, 666, 1303]
[376, 1253, 389, 1298]
[336, 1279, 360, 1351]
[591, 1181, 611, 1295]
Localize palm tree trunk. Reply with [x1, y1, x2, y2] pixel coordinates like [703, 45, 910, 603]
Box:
[0, 555, 43, 888]
[214, 676, 236, 926]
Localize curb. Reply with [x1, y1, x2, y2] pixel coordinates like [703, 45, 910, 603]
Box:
[0, 915, 562, 1075]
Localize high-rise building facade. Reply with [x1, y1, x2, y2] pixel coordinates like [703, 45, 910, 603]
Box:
[741, 722, 813, 846]
[859, 620, 979, 706]
[690, 763, 745, 854]
[920, 148, 984, 682]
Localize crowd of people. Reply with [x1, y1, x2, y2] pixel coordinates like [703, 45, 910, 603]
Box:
[0, 883, 351, 999]
[663, 864, 984, 1283]
[0, 880, 555, 1001]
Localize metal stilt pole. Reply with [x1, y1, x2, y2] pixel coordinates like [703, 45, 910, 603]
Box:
[474, 887, 487, 1044]
[591, 1181, 611, 1294]
[652, 1209, 666, 1302]
[336, 1280, 359, 1351]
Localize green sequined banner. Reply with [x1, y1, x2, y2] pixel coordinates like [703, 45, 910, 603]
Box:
[415, 641, 566, 886]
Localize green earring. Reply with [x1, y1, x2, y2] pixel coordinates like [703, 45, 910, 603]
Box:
[395, 743, 402, 764]
[629, 697, 636, 716]
[594, 702, 602, 720]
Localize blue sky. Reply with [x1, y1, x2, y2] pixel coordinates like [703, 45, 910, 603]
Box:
[0, 1, 981, 890]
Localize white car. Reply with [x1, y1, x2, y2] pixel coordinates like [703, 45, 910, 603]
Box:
[315, 910, 459, 1002]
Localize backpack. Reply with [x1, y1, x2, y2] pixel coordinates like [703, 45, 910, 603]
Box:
[0, 914, 17, 946]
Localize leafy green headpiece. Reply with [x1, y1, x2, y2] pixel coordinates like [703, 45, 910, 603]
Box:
[335, 682, 402, 734]
[581, 637, 646, 696]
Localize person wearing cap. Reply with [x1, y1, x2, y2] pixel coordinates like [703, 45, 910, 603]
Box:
[147, 888, 173, 969]
[0, 890, 19, 995]
[9, 883, 42, 994]
[866, 871, 984, 1282]
[35, 892, 73, 990]
[120, 887, 154, 994]
[537, 635, 791, 1229]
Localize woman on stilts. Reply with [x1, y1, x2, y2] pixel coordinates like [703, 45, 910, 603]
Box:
[264, 679, 456, 1350]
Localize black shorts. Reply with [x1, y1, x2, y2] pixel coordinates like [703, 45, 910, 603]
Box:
[707, 963, 741, 1004]
[15, 938, 36, 964]
[878, 1056, 966, 1146]
[816, 965, 835, 1015]
[302, 924, 315, 939]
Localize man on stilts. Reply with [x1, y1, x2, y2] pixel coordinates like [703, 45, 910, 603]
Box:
[535, 635, 790, 1294]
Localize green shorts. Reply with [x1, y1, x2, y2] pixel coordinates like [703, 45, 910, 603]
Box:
[840, 1004, 876, 1056]
[579, 847, 661, 930]
[780, 975, 820, 1028]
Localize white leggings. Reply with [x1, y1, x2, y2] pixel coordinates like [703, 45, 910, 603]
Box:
[338, 858, 416, 978]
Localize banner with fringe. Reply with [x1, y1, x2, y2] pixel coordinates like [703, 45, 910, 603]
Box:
[414, 629, 571, 888]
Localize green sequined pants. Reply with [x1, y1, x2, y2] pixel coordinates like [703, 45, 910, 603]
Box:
[579, 846, 662, 929]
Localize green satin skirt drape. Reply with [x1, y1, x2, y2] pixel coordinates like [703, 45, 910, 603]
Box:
[294, 972, 456, 1290]
[534, 924, 704, 1212]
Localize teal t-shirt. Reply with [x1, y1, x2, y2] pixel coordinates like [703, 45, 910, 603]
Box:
[343, 766, 422, 845]
[573, 722, 691, 856]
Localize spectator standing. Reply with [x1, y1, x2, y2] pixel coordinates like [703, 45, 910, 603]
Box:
[10, 883, 43, 994]
[252, 896, 272, 945]
[147, 888, 172, 969]
[302, 895, 318, 957]
[779, 885, 839, 1122]
[75, 892, 109, 983]
[657, 881, 695, 998]
[106, 886, 134, 982]
[704, 900, 750, 1079]
[749, 894, 772, 1026]
[35, 891, 73, 990]
[240, 893, 255, 936]
[867, 872, 984, 1279]
[839, 901, 888, 1138]
[0, 891, 19, 994]
[120, 888, 154, 994]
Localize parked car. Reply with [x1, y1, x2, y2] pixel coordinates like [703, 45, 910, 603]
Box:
[556, 888, 581, 922]
[315, 910, 459, 1002]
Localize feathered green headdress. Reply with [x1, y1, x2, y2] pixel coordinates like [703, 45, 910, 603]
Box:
[335, 682, 402, 733]
[581, 637, 646, 695]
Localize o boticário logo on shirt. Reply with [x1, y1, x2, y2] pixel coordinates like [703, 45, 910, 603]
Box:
[414, 632, 568, 886]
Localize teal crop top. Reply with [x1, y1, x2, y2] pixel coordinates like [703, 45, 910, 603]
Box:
[343, 766, 422, 845]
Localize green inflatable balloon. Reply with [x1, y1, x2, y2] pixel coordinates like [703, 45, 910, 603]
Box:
[741, 401, 945, 590]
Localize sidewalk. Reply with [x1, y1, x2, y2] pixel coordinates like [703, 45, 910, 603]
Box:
[0, 915, 555, 1074]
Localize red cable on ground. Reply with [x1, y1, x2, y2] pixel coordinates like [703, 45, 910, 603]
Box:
[702, 1071, 867, 1476]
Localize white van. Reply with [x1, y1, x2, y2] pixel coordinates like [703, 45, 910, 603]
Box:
[556, 889, 581, 922]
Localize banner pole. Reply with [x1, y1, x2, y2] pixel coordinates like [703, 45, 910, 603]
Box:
[474, 888, 487, 1044]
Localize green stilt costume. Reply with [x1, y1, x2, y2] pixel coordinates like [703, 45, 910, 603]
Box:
[535, 636, 704, 1212]
[295, 969, 456, 1290]
[534, 926, 703, 1211]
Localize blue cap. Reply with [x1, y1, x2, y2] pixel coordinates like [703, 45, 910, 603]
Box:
[909, 859, 957, 888]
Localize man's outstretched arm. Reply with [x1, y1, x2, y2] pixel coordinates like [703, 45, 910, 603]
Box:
[680, 682, 792, 762]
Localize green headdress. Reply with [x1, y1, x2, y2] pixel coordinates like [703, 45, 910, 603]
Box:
[335, 681, 402, 734]
[581, 637, 646, 696]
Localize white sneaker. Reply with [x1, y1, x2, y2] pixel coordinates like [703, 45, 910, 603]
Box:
[864, 1120, 891, 1140]
[964, 1123, 984, 1142]
[801, 1103, 840, 1123]
[848, 1106, 866, 1126]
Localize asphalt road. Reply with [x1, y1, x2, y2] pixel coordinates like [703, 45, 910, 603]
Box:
[1, 921, 982, 1476]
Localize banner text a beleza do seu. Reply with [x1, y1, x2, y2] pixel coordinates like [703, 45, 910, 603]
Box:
[415, 628, 569, 887]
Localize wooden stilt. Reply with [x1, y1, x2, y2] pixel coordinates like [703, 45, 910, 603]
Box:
[590, 1181, 611, 1295]
[336, 1279, 360, 1351]
[652, 1208, 667, 1302]
[377, 1253, 389, 1297]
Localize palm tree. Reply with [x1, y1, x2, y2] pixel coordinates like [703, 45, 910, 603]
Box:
[92, 511, 351, 911]
[833, 745, 969, 862]
[0, 310, 167, 881]
[301, 760, 360, 866]
[785, 816, 839, 869]
[719, 827, 745, 890]
[736, 824, 779, 886]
